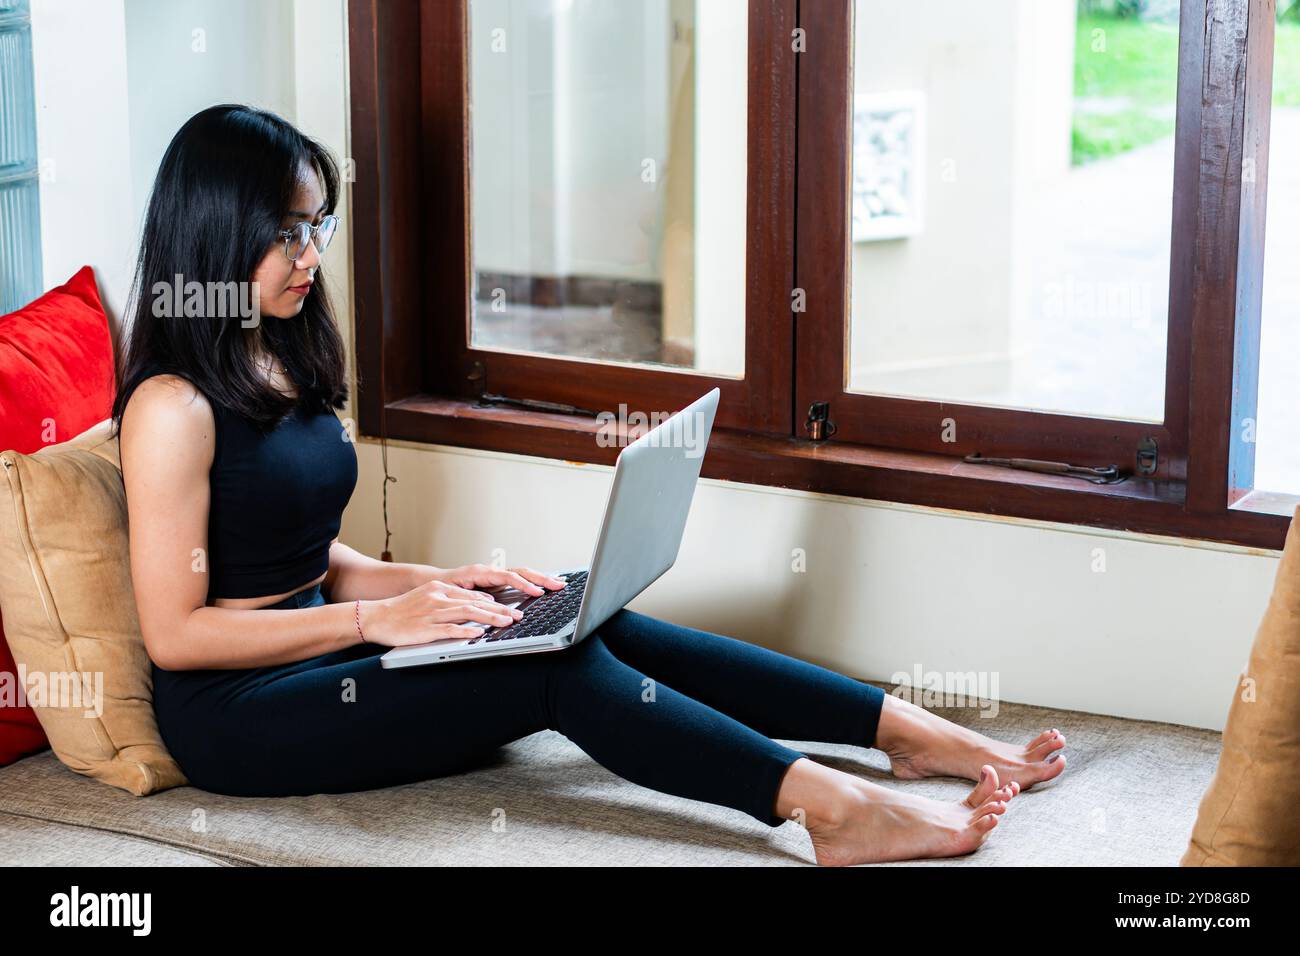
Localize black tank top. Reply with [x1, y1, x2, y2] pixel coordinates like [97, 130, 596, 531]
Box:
[130, 364, 357, 600]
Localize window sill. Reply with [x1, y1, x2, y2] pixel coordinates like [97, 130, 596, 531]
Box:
[1231, 489, 1300, 520]
[372, 394, 1290, 551]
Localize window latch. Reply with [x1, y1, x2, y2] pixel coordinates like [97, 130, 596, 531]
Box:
[963, 453, 1124, 485]
[467, 360, 598, 417]
[805, 401, 837, 441]
[1136, 437, 1158, 477]
[474, 392, 600, 417]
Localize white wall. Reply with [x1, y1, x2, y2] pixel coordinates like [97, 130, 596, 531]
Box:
[122, 0, 297, 231]
[30, 0, 334, 321]
[30, 0, 135, 319]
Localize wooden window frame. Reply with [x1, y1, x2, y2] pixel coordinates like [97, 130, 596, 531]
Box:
[350, 0, 797, 438]
[348, 0, 1291, 551]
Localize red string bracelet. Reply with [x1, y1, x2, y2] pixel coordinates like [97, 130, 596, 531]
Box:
[355, 599, 368, 643]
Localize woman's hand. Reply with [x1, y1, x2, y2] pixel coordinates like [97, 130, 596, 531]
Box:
[358, 578, 527, 648]
[436, 563, 568, 598]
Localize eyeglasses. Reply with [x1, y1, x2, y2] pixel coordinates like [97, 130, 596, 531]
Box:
[278, 214, 338, 261]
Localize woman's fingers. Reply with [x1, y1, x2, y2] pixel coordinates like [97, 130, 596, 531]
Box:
[421, 623, 488, 644]
[491, 569, 546, 595]
[470, 598, 522, 620]
[510, 566, 567, 591]
[432, 603, 515, 627]
[439, 590, 518, 614]
[428, 579, 493, 602]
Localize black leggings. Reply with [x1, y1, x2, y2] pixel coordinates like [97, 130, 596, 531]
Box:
[152, 582, 886, 827]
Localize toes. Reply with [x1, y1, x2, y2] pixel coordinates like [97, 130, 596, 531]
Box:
[970, 799, 1007, 821]
[1038, 752, 1067, 781]
[1025, 729, 1056, 749]
[1027, 732, 1066, 760]
[993, 784, 1016, 803]
[1018, 752, 1067, 791]
[962, 811, 1001, 853]
[963, 765, 1000, 807]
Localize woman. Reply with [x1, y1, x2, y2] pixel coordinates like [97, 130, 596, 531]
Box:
[112, 105, 1066, 867]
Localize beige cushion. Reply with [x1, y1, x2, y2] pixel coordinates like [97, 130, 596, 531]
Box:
[0, 418, 185, 795]
[1182, 505, 1300, 865]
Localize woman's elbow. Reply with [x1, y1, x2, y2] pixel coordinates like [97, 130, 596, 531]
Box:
[140, 625, 186, 672]
[143, 639, 177, 671]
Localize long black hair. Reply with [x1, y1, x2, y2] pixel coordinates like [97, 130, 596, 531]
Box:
[111, 104, 348, 436]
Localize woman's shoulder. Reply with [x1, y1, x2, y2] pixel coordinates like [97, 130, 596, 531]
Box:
[126, 370, 213, 416]
[120, 369, 218, 458]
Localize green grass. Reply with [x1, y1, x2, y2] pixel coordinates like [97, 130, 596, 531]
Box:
[1072, 14, 1178, 165]
[1275, 21, 1300, 107]
[1071, 15, 1300, 165]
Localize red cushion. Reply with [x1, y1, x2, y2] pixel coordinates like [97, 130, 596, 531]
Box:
[1, 266, 115, 452]
[0, 610, 46, 763]
[0, 265, 116, 765]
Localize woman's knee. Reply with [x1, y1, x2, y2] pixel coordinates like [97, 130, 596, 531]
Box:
[586, 608, 648, 643]
[559, 631, 614, 666]
[544, 633, 633, 690]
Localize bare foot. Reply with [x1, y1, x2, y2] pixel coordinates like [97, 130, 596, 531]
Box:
[806, 763, 1016, 866]
[875, 693, 1067, 790]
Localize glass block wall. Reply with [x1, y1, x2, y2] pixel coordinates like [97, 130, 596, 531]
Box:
[0, 0, 42, 314]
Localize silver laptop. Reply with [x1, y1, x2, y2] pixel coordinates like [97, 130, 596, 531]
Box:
[380, 387, 720, 668]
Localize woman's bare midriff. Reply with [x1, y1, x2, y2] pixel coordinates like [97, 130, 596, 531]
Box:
[210, 569, 328, 610]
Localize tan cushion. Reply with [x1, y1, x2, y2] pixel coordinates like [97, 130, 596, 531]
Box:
[1182, 506, 1300, 865]
[0, 418, 185, 795]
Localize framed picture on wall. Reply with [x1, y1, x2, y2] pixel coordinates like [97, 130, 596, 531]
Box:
[851, 90, 925, 242]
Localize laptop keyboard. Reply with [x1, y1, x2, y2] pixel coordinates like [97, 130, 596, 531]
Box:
[466, 570, 589, 644]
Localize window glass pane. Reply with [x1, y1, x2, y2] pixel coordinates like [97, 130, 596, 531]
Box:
[0, 0, 43, 314]
[847, 0, 1176, 421]
[1253, 5, 1300, 493]
[467, 0, 746, 377]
